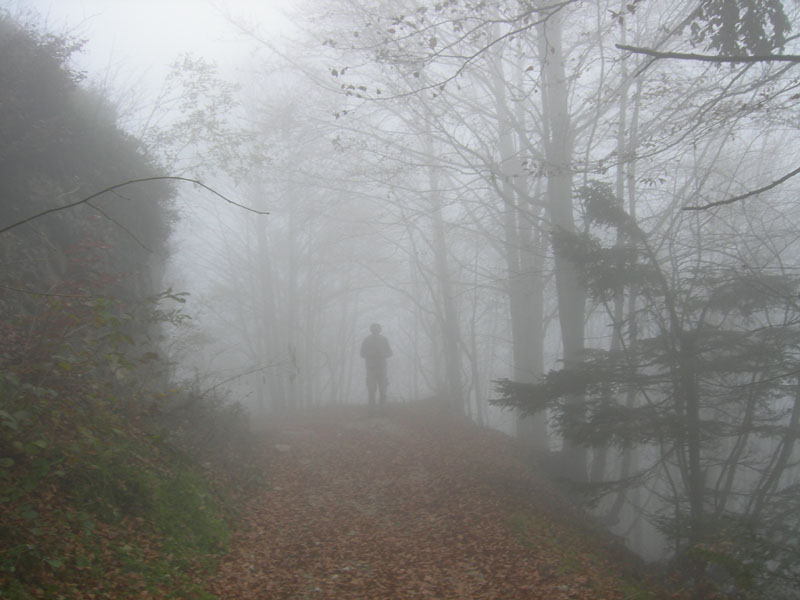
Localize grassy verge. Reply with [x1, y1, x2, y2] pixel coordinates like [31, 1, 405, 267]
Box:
[0, 377, 249, 599]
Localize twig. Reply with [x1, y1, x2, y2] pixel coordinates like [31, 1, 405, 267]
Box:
[88, 200, 154, 253]
[616, 44, 800, 64]
[199, 361, 291, 398]
[684, 164, 800, 211]
[0, 176, 269, 236]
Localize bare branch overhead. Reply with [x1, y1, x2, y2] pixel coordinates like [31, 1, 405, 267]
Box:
[684, 164, 800, 211]
[616, 43, 800, 64]
[0, 176, 268, 236]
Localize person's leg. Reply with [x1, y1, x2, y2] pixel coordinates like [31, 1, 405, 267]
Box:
[378, 371, 388, 411]
[366, 373, 377, 413]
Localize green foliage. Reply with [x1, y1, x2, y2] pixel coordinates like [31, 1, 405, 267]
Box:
[154, 470, 230, 554]
[0, 302, 226, 599]
[0, 287, 256, 599]
[60, 435, 229, 556]
[0, 14, 253, 599]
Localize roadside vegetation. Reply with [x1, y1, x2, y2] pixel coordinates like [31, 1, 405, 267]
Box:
[0, 289, 258, 599]
[0, 13, 257, 598]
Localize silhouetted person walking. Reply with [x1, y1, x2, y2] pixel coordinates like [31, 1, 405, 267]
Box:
[360, 323, 392, 414]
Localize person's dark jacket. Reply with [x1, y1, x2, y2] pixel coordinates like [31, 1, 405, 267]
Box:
[360, 333, 392, 372]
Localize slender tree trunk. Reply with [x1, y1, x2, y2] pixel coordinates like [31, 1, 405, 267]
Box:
[252, 184, 287, 413]
[539, 9, 586, 479]
[750, 379, 800, 518]
[593, 4, 634, 484]
[679, 332, 707, 595]
[430, 168, 464, 411]
[488, 31, 548, 450]
[607, 64, 644, 525]
[285, 170, 299, 411]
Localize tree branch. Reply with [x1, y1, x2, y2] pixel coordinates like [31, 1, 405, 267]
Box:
[616, 44, 800, 64]
[0, 283, 99, 299]
[88, 200, 154, 253]
[0, 176, 269, 236]
[198, 361, 291, 399]
[684, 164, 800, 211]
[615, 43, 800, 211]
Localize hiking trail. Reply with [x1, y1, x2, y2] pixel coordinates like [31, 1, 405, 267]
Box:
[209, 404, 650, 599]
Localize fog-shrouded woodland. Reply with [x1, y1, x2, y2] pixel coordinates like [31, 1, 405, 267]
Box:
[2, 1, 800, 598]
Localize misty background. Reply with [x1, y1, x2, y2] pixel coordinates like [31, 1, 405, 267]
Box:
[3, 0, 800, 597]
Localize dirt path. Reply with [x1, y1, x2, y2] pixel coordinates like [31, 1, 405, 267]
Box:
[208, 405, 643, 599]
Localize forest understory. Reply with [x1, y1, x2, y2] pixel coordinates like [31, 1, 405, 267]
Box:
[209, 404, 669, 600]
[4, 1, 800, 598]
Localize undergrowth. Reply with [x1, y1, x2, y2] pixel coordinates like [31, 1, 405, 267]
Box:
[0, 291, 257, 599]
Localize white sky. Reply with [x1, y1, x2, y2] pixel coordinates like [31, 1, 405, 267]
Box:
[7, 0, 293, 92]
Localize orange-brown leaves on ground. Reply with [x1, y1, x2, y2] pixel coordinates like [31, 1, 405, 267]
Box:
[209, 404, 659, 600]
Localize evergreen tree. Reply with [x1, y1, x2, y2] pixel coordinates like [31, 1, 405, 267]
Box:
[493, 182, 800, 598]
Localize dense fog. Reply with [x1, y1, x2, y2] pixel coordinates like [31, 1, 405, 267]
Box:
[3, 0, 800, 598]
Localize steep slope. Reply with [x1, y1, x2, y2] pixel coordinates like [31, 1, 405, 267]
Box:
[210, 404, 665, 599]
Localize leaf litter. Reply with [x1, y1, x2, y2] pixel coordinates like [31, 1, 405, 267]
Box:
[209, 404, 664, 600]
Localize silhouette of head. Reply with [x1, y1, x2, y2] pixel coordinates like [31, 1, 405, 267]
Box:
[370, 323, 382, 334]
